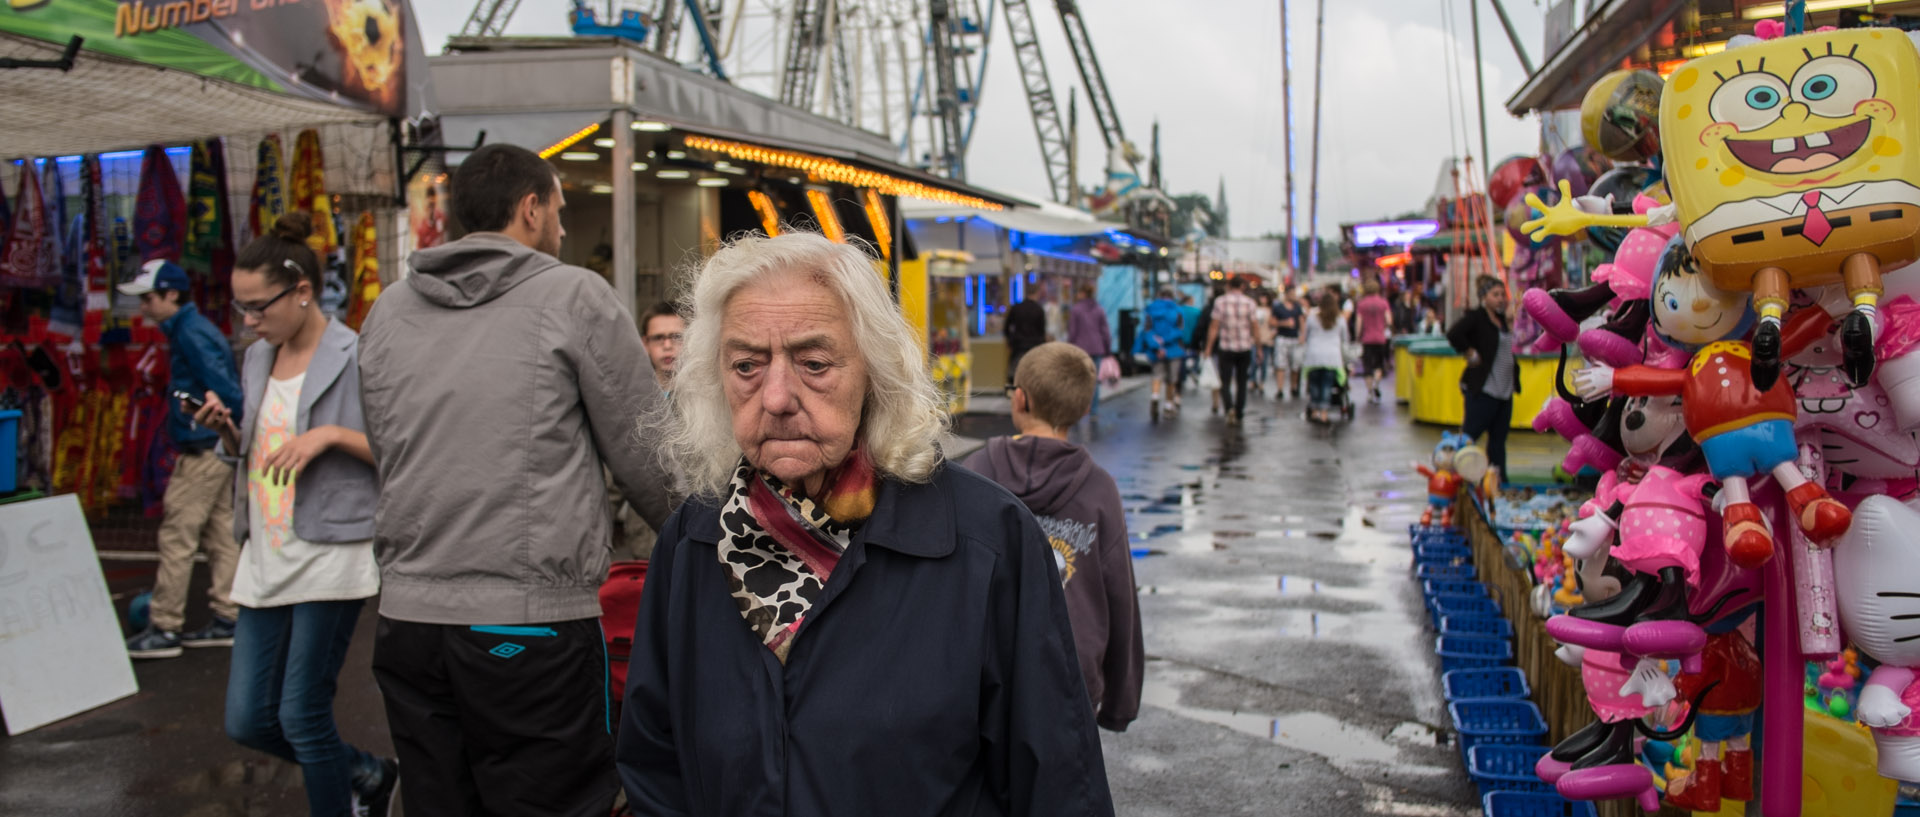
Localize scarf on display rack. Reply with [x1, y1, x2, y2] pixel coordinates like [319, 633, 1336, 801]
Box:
[102, 215, 134, 344]
[45, 157, 83, 338]
[250, 134, 285, 240]
[80, 155, 111, 344]
[345, 211, 380, 330]
[0, 159, 59, 290]
[718, 451, 878, 664]
[290, 129, 337, 256]
[135, 145, 187, 266]
[185, 139, 235, 330]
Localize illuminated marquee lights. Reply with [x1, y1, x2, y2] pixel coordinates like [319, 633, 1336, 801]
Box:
[747, 190, 782, 237]
[862, 189, 892, 260]
[539, 123, 603, 160]
[806, 189, 847, 244]
[684, 135, 1004, 211]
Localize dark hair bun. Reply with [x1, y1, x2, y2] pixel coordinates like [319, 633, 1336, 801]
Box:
[272, 212, 314, 244]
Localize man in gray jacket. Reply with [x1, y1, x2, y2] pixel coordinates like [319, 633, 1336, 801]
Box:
[357, 143, 672, 817]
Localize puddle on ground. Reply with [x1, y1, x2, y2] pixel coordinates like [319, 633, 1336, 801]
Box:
[1139, 674, 1450, 778]
[1276, 575, 1322, 596]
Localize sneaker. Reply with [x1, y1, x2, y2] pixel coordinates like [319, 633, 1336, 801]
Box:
[181, 616, 237, 648]
[352, 757, 400, 817]
[127, 627, 183, 659]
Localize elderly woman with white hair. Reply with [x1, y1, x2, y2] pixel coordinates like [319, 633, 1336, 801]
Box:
[616, 232, 1114, 816]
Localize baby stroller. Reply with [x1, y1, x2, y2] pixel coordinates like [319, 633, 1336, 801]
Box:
[1303, 365, 1354, 425]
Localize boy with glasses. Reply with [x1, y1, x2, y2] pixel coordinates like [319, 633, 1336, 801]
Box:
[119, 259, 246, 658]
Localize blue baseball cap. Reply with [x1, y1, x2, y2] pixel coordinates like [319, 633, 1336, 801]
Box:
[117, 259, 192, 296]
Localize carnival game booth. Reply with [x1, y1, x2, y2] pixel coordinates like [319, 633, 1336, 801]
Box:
[905, 198, 1164, 393]
[427, 36, 1016, 323]
[0, 6, 423, 541]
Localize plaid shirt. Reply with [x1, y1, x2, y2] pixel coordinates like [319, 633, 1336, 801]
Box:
[1210, 291, 1260, 352]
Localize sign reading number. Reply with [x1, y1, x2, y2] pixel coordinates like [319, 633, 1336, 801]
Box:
[0, 495, 140, 734]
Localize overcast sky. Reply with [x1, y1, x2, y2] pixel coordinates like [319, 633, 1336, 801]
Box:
[411, 0, 1544, 241]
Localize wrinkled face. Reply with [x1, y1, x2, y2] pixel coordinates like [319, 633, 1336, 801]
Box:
[721, 271, 868, 491]
[1620, 395, 1689, 459]
[1653, 266, 1749, 345]
[1663, 29, 1918, 214]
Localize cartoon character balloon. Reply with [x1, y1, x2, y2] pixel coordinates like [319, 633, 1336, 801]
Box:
[1833, 495, 1920, 783]
[1572, 240, 1852, 568]
[1582, 69, 1665, 163]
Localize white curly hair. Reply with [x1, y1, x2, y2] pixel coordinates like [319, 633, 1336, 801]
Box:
[661, 231, 950, 499]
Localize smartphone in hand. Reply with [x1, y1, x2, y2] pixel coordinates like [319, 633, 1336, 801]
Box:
[172, 390, 207, 412]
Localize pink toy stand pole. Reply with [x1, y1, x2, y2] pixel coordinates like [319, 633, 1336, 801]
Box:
[1791, 436, 1841, 658]
[1761, 500, 1804, 816]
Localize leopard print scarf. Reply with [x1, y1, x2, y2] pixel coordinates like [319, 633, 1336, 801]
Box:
[717, 453, 877, 663]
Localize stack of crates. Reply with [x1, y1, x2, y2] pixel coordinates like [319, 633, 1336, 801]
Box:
[1411, 525, 1590, 816]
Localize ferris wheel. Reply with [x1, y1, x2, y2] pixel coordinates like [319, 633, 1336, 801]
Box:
[459, 0, 1130, 204]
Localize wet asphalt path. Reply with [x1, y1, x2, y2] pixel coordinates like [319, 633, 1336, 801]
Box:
[1, 378, 1538, 816]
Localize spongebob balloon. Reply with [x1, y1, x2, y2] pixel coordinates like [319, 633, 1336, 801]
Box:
[1527, 28, 1920, 392]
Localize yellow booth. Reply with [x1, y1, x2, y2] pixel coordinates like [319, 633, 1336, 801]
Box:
[898, 250, 974, 414]
[1405, 338, 1575, 429]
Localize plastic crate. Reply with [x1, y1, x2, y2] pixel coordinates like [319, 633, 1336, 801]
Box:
[0, 409, 17, 494]
[1440, 615, 1515, 642]
[1410, 523, 1463, 539]
[1466, 744, 1557, 797]
[1413, 542, 1472, 563]
[1422, 579, 1492, 600]
[1427, 594, 1502, 628]
[1448, 698, 1547, 757]
[1415, 562, 1477, 582]
[1435, 635, 1514, 673]
[1482, 790, 1599, 817]
[1442, 667, 1530, 701]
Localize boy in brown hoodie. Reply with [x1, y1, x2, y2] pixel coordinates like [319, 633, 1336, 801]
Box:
[963, 342, 1145, 731]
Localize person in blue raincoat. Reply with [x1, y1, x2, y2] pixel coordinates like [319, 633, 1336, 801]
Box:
[618, 232, 1114, 817]
[1133, 288, 1187, 422]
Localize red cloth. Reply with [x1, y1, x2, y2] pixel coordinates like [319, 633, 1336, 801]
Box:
[1357, 295, 1393, 344]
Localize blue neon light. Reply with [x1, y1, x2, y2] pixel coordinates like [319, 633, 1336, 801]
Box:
[1012, 272, 1024, 304]
[976, 277, 988, 336]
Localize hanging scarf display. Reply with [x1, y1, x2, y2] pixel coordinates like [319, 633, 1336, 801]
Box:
[80, 155, 111, 344]
[134, 145, 187, 265]
[185, 139, 235, 330]
[345, 211, 380, 330]
[250, 134, 286, 240]
[0, 160, 59, 289]
[290, 129, 337, 256]
[0, 171, 11, 258]
[102, 215, 134, 345]
[717, 453, 878, 663]
[45, 158, 83, 338]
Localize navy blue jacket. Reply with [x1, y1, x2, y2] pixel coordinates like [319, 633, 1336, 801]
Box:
[617, 464, 1115, 817]
[160, 303, 243, 450]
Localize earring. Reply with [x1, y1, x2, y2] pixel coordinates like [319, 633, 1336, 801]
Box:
[300, 300, 309, 307]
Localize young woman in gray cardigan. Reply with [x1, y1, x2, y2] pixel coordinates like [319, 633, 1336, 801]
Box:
[193, 214, 397, 817]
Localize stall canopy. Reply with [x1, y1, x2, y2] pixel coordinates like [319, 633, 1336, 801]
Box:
[2, 33, 383, 159]
[1504, 0, 1689, 114]
[904, 198, 1116, 238]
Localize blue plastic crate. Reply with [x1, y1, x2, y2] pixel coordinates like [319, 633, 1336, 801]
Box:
[1435, 635, 1514, 673]
[1422, 578, 1492, 600]
[1440, 615, 1515, 642]
[1482, 790, 1598, 817]
[1442, 666, 1530, 701]
[0, 409, 17, 494]
[1410, 523, 1463, 539]
[1427, 594, 1502, 628]
[1413, 542, 1472, 563]
[1448, 698, 1547, 757]
[1415, 562, 1477, 582]
[1466, 744, 1556, 797]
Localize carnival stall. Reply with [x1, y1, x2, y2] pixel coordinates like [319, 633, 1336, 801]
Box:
[0, 3, 422, 541]
[1418, 9, 1920, 816]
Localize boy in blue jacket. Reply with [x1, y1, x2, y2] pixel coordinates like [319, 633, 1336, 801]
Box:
[120, 260, 245, 659]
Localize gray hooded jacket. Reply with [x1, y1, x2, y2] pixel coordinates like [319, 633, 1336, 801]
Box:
[358, 233, 672, 625]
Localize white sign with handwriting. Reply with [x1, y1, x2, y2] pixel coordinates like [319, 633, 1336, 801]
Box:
[0, 494, 139, 734]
